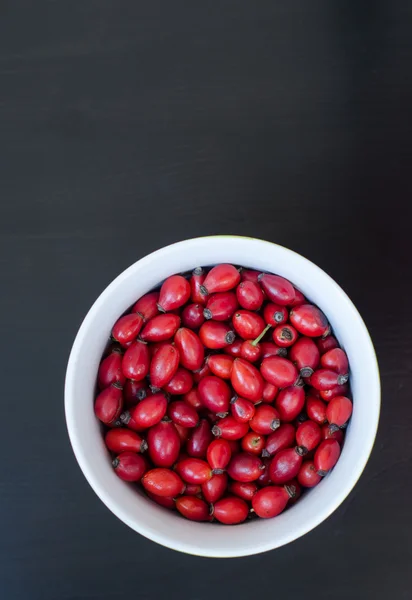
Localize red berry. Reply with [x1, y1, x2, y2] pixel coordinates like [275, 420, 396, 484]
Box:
[290, 288, 306, 306]
[326, 395, 353, 427]
[174, 328, 204, 371]
[202, 473, 228, 503]
[212, 416, 249, 440]
[146, 492, 176, 509]
[213, 496, 249, 524]
[175, 424, 190, 444]
[289, 337, 320, 378]
[321, 424, 344, 444]
[260, 342, 287, 359]
[296, 420, 322, 452]
[181, 303, 205, 329]
[176, 497, 208, 520]
[229, 481, 258, 501]
[223, 338, 243, 357]
[231, 358, 264, 402]
[198, 376, 231, 414]
[252, 486, 290, 518]
[203, 291, 238, 321]
[289, 304, 329, 337]
[240, 268, 260, 284]
[272, 324, 298, 348]
[316, 335, 339, 355]
[262, 382, 278, 403]
[140, 314, 181, 342]
[142, 468, 185, 497]
[186, 419, 213, 458]
[192, 361, 211, 383]
[250, 405, 280, 435]
[112, 313, 144, 346]
[240, 340, 262, 363]
[184, 484, 202, 496]
[263, 303, 288, 326]
[261, 356, 298, 388]
[163, 368, 193, 395]
[306, 396, 327, 425]
[105, 428, 147, 454]
[94, 383, 123, 424]
[190, 267, 207, 305]
[123, 380, 147, 406]
[206, 439, 232, 470]
[320, 383, 349, 402]
[230, 396, 256, 423]
[227, 453, 264, 482]
[314, 439, 341, 475]
[232, 310, 265, 340]
[320, 348, 349, 375]
[168, 400, 199, 428]
[207, 354, 234, 379]
[150, 344, 180, 388]
[259, 274, 295, 306]
[298, 460, 322, 487]
[98, 348, 125, 390]
[269, 447, 303, 484]
[112, 451, 147, 481]
[199, 321, 236, 349]
[263, 424, 296, 457]
[182, 387, 203, 410]
[241, 432, 266, 455]
[275, 386, 305, 422]
[130, 392, 167, 428]
[257, 458, 272, 486]
[310, 369, 349, 391]
[176, 458, 212, 484]
[236, 281, 264, 311]
[201, 264, 241, 295]
[122, 340, 150, 381]
[158, 275, 190, 312]
[147, 421, 181, 467]
[132, 291, 159, 321]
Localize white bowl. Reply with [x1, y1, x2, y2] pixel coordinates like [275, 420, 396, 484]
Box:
[65, 236, 380, 557]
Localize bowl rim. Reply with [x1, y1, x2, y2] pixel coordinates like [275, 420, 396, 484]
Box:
[65, 235, 381, 556]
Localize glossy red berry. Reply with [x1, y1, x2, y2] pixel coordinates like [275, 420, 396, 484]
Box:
[132, 291, 160, 321]
[320, 348, 349, 375]
[263, 424, 296, 457]
[290, 288, 306, 306]
[321, 424, 344, 444]
[182, 386, 203, 410]
[198, 376, 231, 414]
[158, 275, 190, 312]
[174, 328, 204, 371]
[147, 421, 181, 467]
[176, 496, 210, 521]
[241, 432, 266, 455]
[236, 281, 264, 311]
[289, 304, 329, 337]
[232, 310, 265, 340]
[122, 340, 150, 381]
[320, 383, 349, 402]
[190, 267, 207, 305]
[206, 439, 232, 470]
[112, 451, 147, 481]
[252, 486, 290, 518]
[202, 473, 228, 503]
[289, 337, 320, 378]
[199, 321, 236, 349]
[212, 416, 249, 440]
[181, 303, 205, 329]
[231, 358, 264, 402]
[240, 268, 260, 284]
[263, 303, 288, 326]
[168, 400, 199, 428]
[175, 424, 190, 444]
[203, 291, 238, 321]
[98, 348, 125, 389]
[201, 264, 241, 295]
[186, 419, 213, 458]
[272, 324, 298, 348]
[130, 392, 168, 428]
[94, 383, 123, 424]
[142, 468, 186, 497]
[298, 461, 322, 487]
[314, 439, 341, 475]
[259, 274, 295, 305]
[260, 342, 286, 359]
[250, 405, 280, 435]
[227, 453, 264, 482]
[275, 386, 305, 422]
[229, 481, 258, 501]
[212, 496, 249, 524]
[123, 379, 147, 406]
[269, 447, 304, 484]
[326, 396, 353, 427]
[306, 396, 327, 425]
[150, 344, 180, 388]
[296, 420, 322, 452]
[207, 354, 234, 379]
[230, 396, 256, 423]
[262, 382, 278, 403]
[105, 428, 147, 454]
[176, 458, 212, 484]
[310, 369, 349, 391]
[192, 361, 211, 383]
[112, 313, 144, 346]
[223, 338, 243, 357]
[261, 356, 298, 388]
[240, 340, 262, 363]
[316, 335, 339, 355]
[146, 492, 176, 509]
[163, 368, 193, 395]
[140, 314, 181, 342]
[184, 484, 202, 496]
[257, 458, 272, 486]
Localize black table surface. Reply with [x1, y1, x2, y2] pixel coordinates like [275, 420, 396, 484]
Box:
[2, 1, 412, 599]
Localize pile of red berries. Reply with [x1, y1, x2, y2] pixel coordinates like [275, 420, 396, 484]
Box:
[95, 264, 352, 524]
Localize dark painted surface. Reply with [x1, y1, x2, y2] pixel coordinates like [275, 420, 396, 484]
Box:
[1, 1, 412, 598]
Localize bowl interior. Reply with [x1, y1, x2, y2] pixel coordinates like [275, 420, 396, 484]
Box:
[65, 236, 380, 557]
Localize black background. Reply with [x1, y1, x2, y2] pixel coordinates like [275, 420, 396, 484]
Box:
[1, 1, 412, 599]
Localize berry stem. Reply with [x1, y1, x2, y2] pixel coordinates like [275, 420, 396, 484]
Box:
[251, 324, 272, 346]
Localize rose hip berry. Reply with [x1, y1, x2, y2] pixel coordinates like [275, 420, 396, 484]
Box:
[241, 432, 266, 455]
[258, 274, 296, 305]
[252, 485, 292, 518]
[232, 310, 265, 340]
[201, 264, 241, 295]
[229, 481, 258, 501]
[147, 421, 180, 467]
[98, 348, 125, 389]
[175, 458, 212, 484]
[298, 461, 322, 488]
[314, 439, 341, 475]
[231, 358, 264, 402]
[275, 386, 305, 422]
[174, 328, 204, 371]
[207, 439, 232, 470]
[186, 419, 213, 458]
[272, 324, 298, 348]
[230, 395, 256, 423]
[142, 468, 185, 497]
[261, 356, 298, 388]
[150, 343, 180, 388]
[198, 376, 231, 414]
[326, 396, 353, 428]
[95, 383, 123, 424]
[263, 424, 296, 457]
[207, 354, 234, 379]
[203, 291, 238, 321]
[168, 400, 199, 428]
[212, 496, 249, 524]
[140, 313, 181, 342]
[295, 420, 322, 453]
[310, 369, 349, 391]
[112, 313, 144, 346]
[181, 303, 205, 329]
[176, 496, 210, 521]
[199, 321, 236, 349]
[158, 275, 190, 312]
[163, 368, 193, 395]
[202, 473, 228, 503]
[190, 267, 207, 305]
[289, 337, 320, 378]
[122, 340, 150, 381]
[289, 304, 329, 337]
[236, 280, 264, 310]
[227, 453, 264, 482]
[112, 452, 147, 482]
[269, 447, 304, 484]
[105, 429, 148, 454]
[212, 416, 249, 440]
[250, 405, 280, 435]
